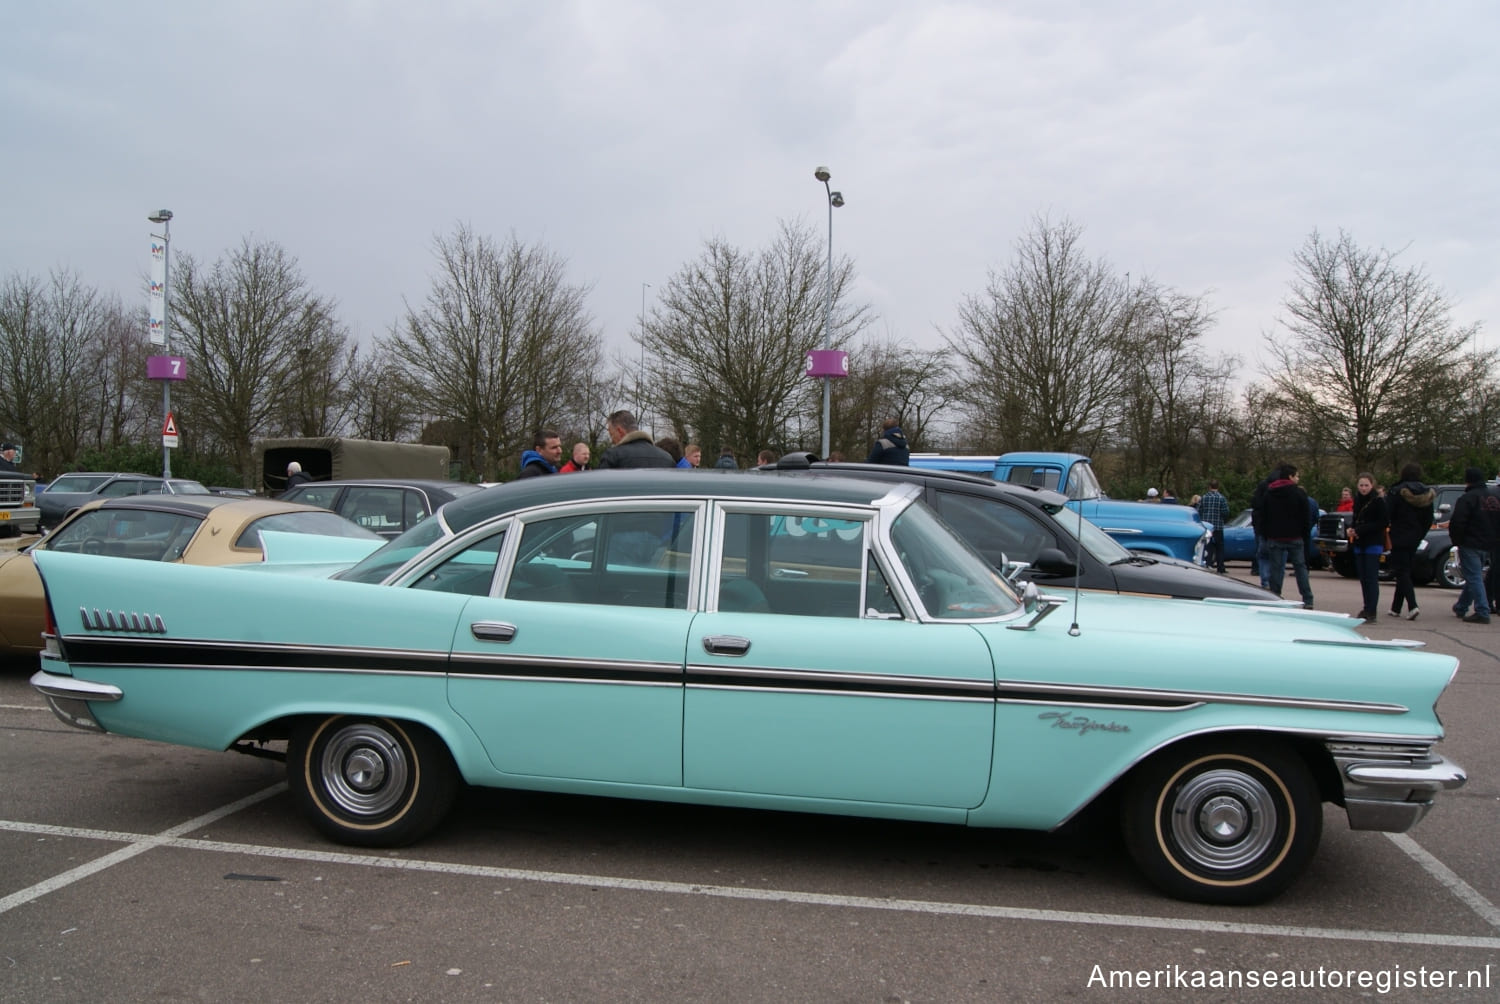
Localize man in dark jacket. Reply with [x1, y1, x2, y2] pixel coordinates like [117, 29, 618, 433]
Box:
[1386, 462, 1435, 620]
[1449, 466, 1498, 624]
[518, 429, 563, 478]
[866, 419, 910, 465]
[597, 411, 675, 469]
[1257, 463, 1315, 609]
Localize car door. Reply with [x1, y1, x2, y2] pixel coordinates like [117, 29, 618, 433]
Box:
[683, 503, 995, 809]
[443, 504, 700, 786]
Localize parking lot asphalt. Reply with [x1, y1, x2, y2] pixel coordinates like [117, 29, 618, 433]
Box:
[2, 562, 1497, 1002]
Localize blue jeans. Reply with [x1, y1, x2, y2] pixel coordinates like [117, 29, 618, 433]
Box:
[1265, 540, 1313, 607]
[1455, 546, 1491, 618]
[1353, 548, 1382, 615]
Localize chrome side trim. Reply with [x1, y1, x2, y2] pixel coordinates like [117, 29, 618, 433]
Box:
[996, 679, 1408, 715]
[80, 607, 166, 634]
[1293, 636, 1427, 650]
[689, 663, 995, 694]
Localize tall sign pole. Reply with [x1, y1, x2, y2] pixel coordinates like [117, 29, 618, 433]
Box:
[148, 210, 183, 478]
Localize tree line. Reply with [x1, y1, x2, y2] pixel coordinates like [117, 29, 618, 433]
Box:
[0, 214, 1492, 500]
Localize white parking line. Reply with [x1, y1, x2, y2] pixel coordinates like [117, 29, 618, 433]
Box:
[1, 785, 1498, 949]
[1388, 831, 1500, 930]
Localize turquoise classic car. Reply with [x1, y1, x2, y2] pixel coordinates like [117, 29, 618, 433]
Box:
[30, 471, 1466, 904]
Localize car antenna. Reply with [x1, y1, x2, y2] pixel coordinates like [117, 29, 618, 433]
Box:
[1068, 502, 1083, 636]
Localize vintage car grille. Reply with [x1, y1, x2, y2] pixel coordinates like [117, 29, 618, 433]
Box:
[1317, 513, 1348, 540]
[0, 481, 27, 505]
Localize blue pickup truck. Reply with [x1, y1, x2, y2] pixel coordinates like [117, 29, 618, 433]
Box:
[909, 452, 1209, 563]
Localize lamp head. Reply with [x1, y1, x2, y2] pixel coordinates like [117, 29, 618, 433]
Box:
[830, 191, 845, 208]
[148, 210, 173, 223]
[814, 166, 831, 183]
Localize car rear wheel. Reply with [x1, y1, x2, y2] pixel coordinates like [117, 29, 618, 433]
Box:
[288, 716, 458, 847]
[1121, 740, 1321, 905]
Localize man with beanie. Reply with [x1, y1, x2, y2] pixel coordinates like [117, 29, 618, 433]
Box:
[1449, 466, 1498, 624]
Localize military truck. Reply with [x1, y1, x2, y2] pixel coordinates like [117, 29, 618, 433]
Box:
[252, 438, 452, 495]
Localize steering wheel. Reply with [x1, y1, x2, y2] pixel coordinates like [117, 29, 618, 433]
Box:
[81, 536, 107, 556]
[913, 572, 942, 614]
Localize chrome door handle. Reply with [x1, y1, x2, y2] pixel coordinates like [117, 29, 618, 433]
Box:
[702, 635, 751, 656]
[470, 621, 517, 643]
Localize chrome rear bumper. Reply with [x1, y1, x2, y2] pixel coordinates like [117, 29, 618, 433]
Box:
[30, 667, 121, 733]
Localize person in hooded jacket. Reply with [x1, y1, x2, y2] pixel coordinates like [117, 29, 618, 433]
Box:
[866, 418, 910, 465]
[518, 429, 563, 478]
[1386, 462, 1435, 621]
[1256, 462, 1315, 609]
[1449, 466, 1499, 624]
[1346, 472, 1389, 622]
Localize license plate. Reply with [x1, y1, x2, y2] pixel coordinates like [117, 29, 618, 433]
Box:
[0, 511, 9, 520]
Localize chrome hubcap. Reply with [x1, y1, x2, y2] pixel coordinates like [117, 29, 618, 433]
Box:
[318, 722, 409, 819]
[1170, 767, 1278, 872]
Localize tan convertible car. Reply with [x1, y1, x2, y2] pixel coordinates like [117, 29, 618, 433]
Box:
[0, 494, 380, 655]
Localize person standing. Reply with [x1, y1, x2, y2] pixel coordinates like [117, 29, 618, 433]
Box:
[1386, 463, 1435, 621]
[1335, 487, 1354, 512]
[1259, 463, 1315, 609]
[597, 411, 675, 469]
[713, 447, 737, 470]
[1197, 479, 1229, 573]
[559, 442, 591, 473]
[866, 418, 910, 465]
[683, 444, 702, 468]
[1346, 472, 1389, 622]
[1449, 466, 1498, 624]
[518, 429, 563, 478]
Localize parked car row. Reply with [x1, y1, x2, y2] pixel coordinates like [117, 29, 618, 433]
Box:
[37, 472, 213, 531]
[28, 468, 1467, 906]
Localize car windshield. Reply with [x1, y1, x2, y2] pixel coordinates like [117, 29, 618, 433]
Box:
[167, 479, 212, 495]
[1228, 509, 1254, 528]
[338, 517, 449, 584]
[888, 502, 1019, 619]
[47, 475, 113, 493]
[1041, 504, 1133, 562]
[234, 511, 383, 549]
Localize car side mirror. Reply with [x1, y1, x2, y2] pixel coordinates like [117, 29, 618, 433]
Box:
[1030, 546, 1078, 576]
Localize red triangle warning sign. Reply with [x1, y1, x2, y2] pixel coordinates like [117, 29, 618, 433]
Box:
[163, 412, 178, 436]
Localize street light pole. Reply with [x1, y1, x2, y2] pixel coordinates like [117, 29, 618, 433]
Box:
[639, 281, 651, 426]
[813, 167, 844, 459]
[148, 210, 174, 478]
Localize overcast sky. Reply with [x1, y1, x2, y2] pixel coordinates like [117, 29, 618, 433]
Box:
[4, 1, 1495, 381]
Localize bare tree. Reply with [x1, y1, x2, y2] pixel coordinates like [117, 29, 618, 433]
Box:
[947, 215, 1138, 454]
[170, 239, 348, 475]
[385, 226, 601, 481]
[830, 338, 955, 459]
[0, 269, 133, 477]
[1115, 284, 1237, 492]
[640, 220, 872, 461]
[1265, 229, 1480, 472]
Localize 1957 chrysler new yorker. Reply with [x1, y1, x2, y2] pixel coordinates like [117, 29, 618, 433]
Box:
[30, 471, 1466, 904]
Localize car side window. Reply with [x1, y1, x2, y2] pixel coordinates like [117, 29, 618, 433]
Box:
[344, 487, 406, 535]
[410, 530, 506, 595]
[44, 508, 202, 561]
[720, 511, 865, 617]
[508, 509, 696, 609]
[287, 485, 340, 508]
[933, 491, 1053, 568]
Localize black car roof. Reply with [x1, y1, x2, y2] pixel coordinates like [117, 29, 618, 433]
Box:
[761, 455, 1072, 509]
[439, 469, 912, 534]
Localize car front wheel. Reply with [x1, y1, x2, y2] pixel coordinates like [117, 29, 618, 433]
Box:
[288, 716, 458, 847]
[1122, 740, 1322, 904]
